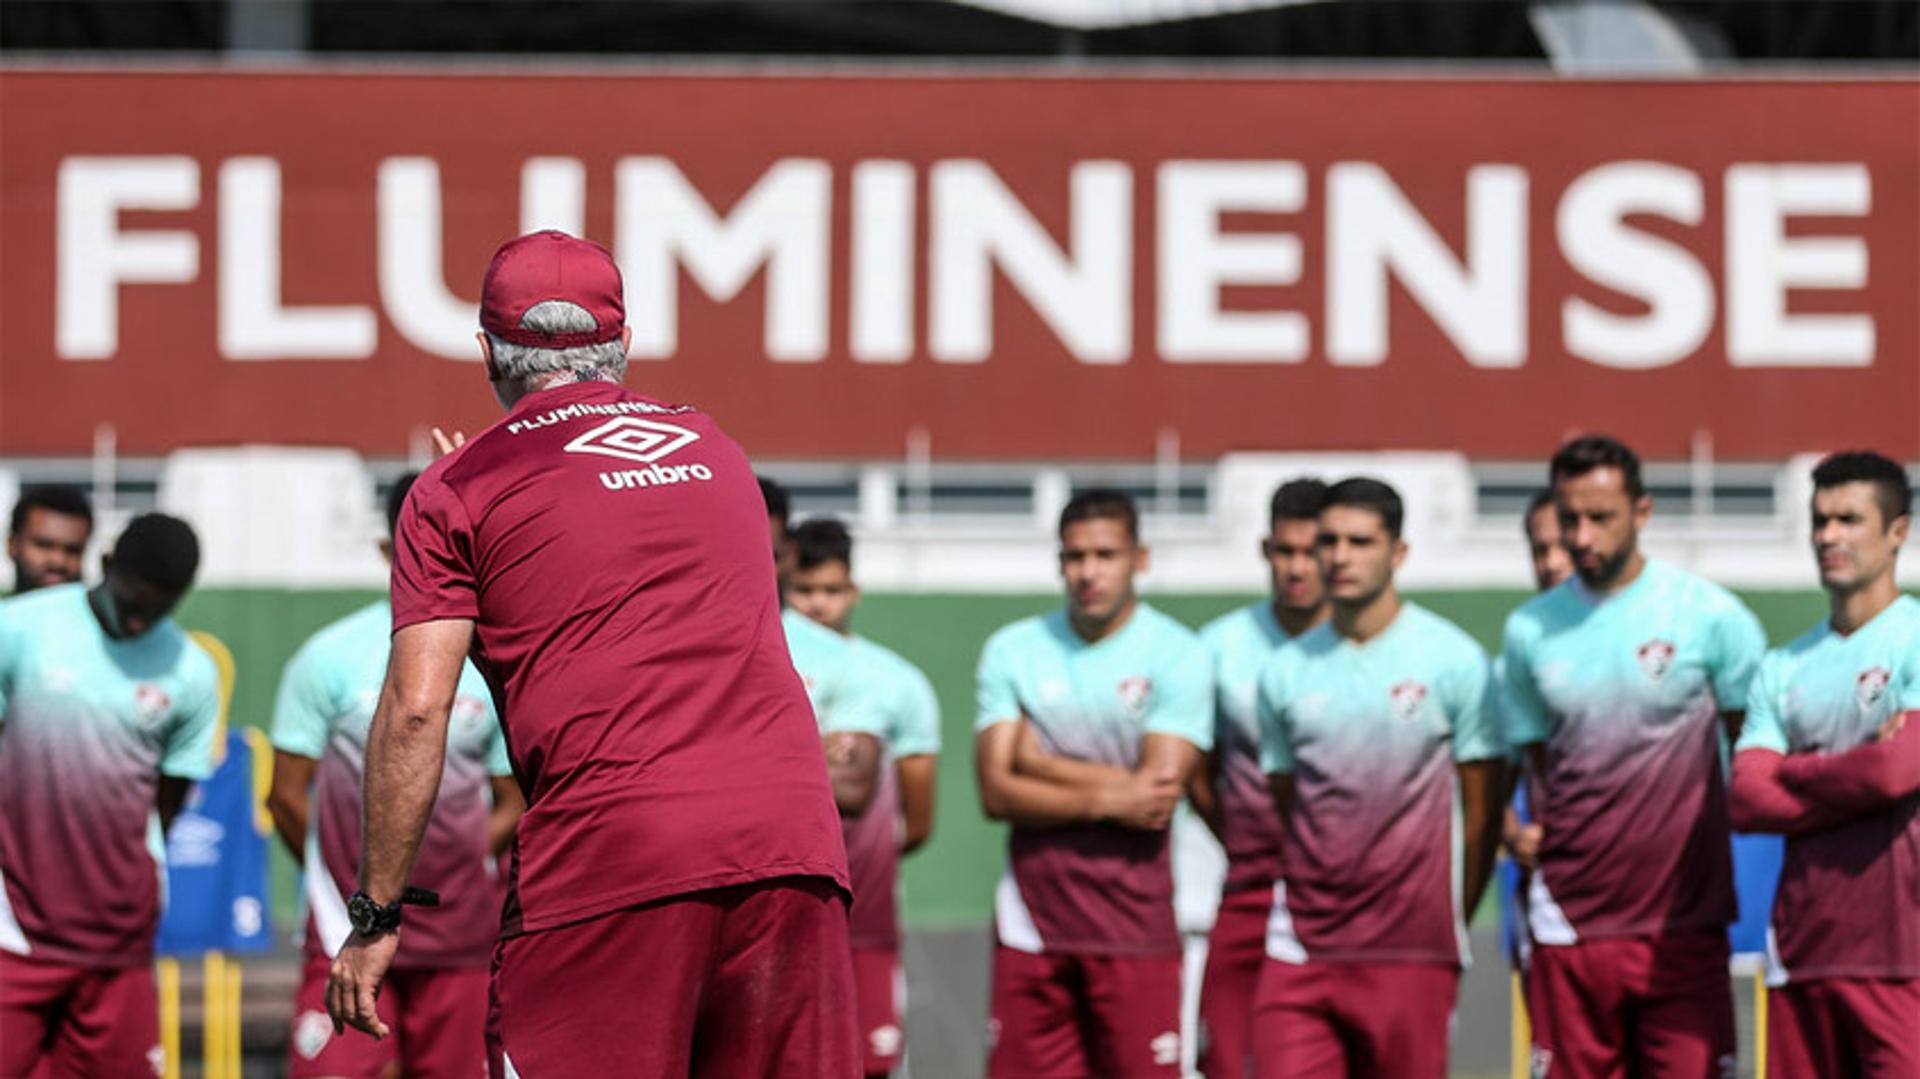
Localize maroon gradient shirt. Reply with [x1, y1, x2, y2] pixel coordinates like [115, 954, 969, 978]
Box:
[390, 381, 848, 936]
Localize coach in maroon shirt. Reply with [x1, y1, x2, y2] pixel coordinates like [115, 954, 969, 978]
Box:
[326, 230, 859, 1077]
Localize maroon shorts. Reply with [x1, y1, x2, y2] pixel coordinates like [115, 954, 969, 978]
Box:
[1252, 959, 1458, 1079]
[852, 947, 905, 1077]
[1198, 886, 1269, 1079]
[987, 945, 1183, 1078]
[1526, 929, 1734, 1079]
[288, 952, 488, 1078]
[0, 950, 158, 1078]
[1768, 978, 1920, 1078]
[489, 875, 858, 1079]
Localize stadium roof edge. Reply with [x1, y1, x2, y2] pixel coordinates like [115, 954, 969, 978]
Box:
[1, 53, 1915, 81]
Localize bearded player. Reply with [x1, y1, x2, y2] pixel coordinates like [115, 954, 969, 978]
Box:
[975, 489, 1212, 1076]
[1729, 451, 1920, 1077]
[1190, 478, 1329, 1078]
[1500, 436, 1766, 1077]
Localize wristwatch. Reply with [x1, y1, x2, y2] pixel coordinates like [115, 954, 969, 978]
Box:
[346, 887, 441, 937]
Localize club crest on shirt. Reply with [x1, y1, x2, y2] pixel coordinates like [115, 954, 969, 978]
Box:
[1116, 676, 1153, 718]
[1389, 680, 1429, 722]
[1856, 667, 1892, 713]
[134, 683, 171, 726]
[1635, 639, 1676, 682]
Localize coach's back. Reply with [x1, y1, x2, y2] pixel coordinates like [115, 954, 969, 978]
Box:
[391, 379, 847, 937]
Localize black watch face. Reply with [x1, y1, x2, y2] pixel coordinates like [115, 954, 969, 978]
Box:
[348, 893, 382, 933]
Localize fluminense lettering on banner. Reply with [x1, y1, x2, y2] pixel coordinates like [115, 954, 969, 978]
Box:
[53, 155, 1873, 371]
[3, 72, 1912, 458]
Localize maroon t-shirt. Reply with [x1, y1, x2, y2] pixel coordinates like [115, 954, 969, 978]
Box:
[391, 381, 848, 936]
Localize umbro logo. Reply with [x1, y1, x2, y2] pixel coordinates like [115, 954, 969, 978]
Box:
[564, 417, 700, 464]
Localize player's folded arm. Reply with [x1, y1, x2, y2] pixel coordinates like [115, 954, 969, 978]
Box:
[1774, 720, 1920, 810]
[973, 720, 1106, 829]
[1008, 718, 1114, 784]
[825, 730, 885, 816]
[1729, 748, 1856, 835]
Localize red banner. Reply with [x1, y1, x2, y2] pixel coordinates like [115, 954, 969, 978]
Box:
[1, 69, 1914, 459]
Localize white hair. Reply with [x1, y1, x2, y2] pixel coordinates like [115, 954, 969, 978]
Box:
[486, 300, 627, 383]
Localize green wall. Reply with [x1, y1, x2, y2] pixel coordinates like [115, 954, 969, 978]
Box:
[177, 587, 1834, 932]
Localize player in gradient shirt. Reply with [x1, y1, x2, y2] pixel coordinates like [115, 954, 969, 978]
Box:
[975, 489, 1212, 1077]
[1252, 478, 1506, 1078]
[0, 514, 218, 1076]
[1500, 435, 1766, 1078]
[1189, 477, 1329, 1079]
[1729, 451, 1920, 1077]
[1501, 488, 1574, 956]
[787, 518, 943, 1079]
[267, 473, 526, 1078]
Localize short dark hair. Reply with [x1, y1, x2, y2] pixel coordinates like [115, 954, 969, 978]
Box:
[1812, 450, 1912, 524]
[758, 475, 791, 524]
[1322, 477, 1404, 539]
[791, 517, 854, 573]
[112, 513, 199, 593]
[386, 472, 420, 537]
[10, 484, 93, 537]
[1551, 435, 1645, 499]
[1523, 488, 1555, 535]
[1059, 488, 1139, 541]
[1269, 478, 1328, 524]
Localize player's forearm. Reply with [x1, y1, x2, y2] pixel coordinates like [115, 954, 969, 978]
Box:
[486, 806, 518, 857]
[826, 732, 883, 816]
[1187, 754, 1224, 842]
[267, 789, 310, 862]
[1729, 750, 1857, 835]
[1013, 742, 1132, 790]
[898, 756, 936, 854]
[1458, 760, 1505, 916]
[979, 770, 1104, 830]
[485, 778, 525, 857]
[1776, 729, 1920, 813]
[359, 690, 450, 904]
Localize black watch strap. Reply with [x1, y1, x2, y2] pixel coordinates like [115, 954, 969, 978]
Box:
[348, 887, 441, 936]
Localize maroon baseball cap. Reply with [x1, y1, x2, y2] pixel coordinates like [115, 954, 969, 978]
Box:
[479, 230, 625, 348]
